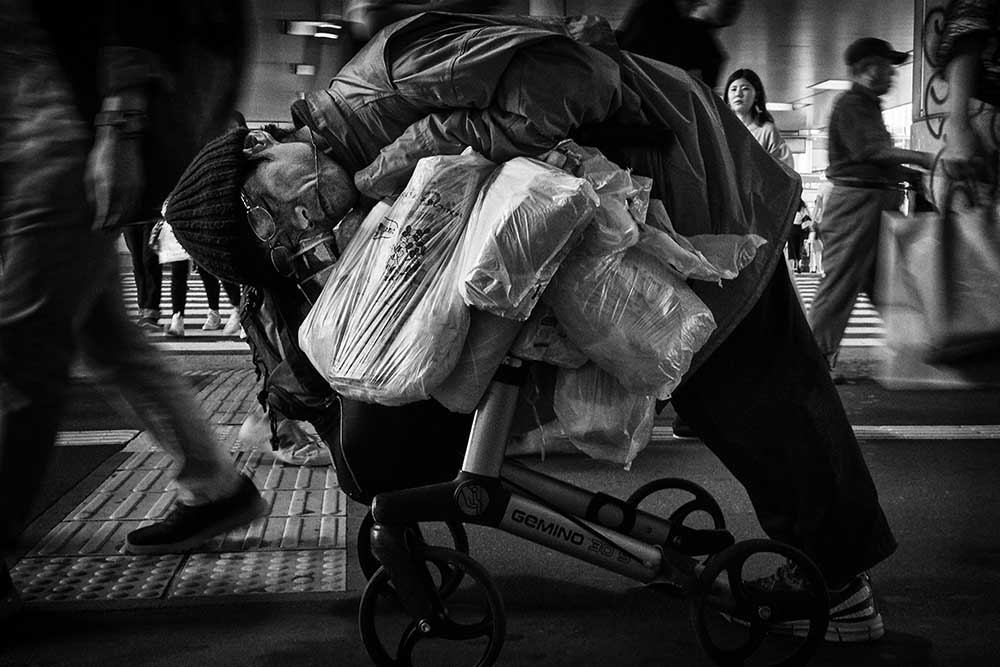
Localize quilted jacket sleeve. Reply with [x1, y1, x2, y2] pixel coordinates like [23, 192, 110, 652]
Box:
[355, 38, 623, 197]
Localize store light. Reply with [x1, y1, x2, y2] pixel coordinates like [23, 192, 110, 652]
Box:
[809, 79, 853, 91]
[768, 102, 795, 111]
[292, 64, 317, 76]
[284, 20, 342, 39]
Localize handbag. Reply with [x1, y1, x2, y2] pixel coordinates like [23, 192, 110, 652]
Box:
[149, 219, 191, 264]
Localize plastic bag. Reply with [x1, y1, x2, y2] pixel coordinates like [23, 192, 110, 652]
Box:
[644, 199, 766, 282]
[459, 157, 599, 320]
[552, 362, 655, 469]
[510, 303, 588, 368]
[430, 309, 524, 413]
[299, 151, 496, 405]
[544, 228, 717, 399]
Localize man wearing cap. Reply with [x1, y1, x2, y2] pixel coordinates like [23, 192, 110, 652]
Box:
[808, 38, 934, 376]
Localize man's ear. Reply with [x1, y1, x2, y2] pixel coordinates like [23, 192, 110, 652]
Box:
[243, 130, 279, 160]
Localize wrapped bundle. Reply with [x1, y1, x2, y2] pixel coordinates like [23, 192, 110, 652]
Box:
[299, 151, 496, 405]
[644, 198, 766, 282]
[459, 157, 599, 320]
[553, 363, 656, 469]
[430, 309, 524, 413]
[543, 228, 718, 400]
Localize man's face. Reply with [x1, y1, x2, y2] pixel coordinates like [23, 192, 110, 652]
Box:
[241, 130, 359, 277]
[865, 57, 896, 96]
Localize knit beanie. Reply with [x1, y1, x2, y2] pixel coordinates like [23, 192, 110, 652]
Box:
[165, 127, 277, 287]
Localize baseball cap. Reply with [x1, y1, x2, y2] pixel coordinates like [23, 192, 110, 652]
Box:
[844, 37, 908, 66]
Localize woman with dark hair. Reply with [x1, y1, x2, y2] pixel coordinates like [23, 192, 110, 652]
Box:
[725, 68, 794, 168]
[725, 68, 805, 270]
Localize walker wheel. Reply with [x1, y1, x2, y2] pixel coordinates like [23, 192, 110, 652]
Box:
[689, 538, 829, 667]
[359, 546, 506, 667]
[626, 478, 726, 530]
[358, 509, 470, 597]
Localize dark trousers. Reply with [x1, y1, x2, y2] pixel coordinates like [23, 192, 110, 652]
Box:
[198, 265, 241, 311]
[122, 223, 162, 313]
[787, 223, 805, 264]
[672, 265, 897, 586]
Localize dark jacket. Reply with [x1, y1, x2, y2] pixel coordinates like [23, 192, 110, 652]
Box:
[31, 0, 247, 219]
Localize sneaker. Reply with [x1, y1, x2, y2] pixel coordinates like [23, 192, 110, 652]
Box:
[271, 429, 333, 467]
[732, 562, 884, 643]
[123, 474, 267, 554]
[1, 561, 23, 623]
[238, 408, 332, 467]
[202, 309, 222, 331]
[164, 313, 185, 337]
[222, 310, 242, 336]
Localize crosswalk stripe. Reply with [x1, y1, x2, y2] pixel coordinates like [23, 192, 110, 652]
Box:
[652, 424, 1000, 441]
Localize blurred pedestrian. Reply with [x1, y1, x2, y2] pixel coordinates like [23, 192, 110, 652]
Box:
[807, 37, 933, 376]
[343, 0, 502, 52]
[123, 221, 164, 329]
[0, 0, 265, 618]
[937, 0, 1000, 165]
[617, 0, 744, 88]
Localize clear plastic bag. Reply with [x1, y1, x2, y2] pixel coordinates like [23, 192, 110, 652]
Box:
[298, 151, 496, 405]
[510, 303, 588, 368]
[459, 157, 599, 321]
[553, 362, 655, 469]
[544, 227, 717, 400]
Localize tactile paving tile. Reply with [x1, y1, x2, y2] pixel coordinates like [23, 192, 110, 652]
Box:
[11, 554, 183, 602]
[20, 404, 350, 599]
[170, 550, 346, 597]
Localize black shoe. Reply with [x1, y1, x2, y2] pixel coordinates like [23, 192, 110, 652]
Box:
[671, 415, 698, 439]
[1, 560, 23, 623]
[124, 475, 267, 554]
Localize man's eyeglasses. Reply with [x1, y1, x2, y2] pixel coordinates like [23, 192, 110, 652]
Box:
[240, 136, 336, 278]
[240, 191, 277, 243]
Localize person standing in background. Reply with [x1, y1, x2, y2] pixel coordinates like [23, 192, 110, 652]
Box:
[807, 37, 933, 377]
[198, 264, 244, 335]
[0, 1, 267, 619]
[723, 67, 806, 272]
[724, 67, 794, 167]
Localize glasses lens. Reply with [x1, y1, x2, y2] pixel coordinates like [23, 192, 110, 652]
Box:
[270, 246, 295, 277]
[247, 206, 276, 242]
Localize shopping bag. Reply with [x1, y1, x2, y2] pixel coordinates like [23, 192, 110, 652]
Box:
[888, 176, 1000, 363]
[298, 151, 496, 405]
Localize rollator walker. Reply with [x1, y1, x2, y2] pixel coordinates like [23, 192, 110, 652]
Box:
[356, 348, 832, 667]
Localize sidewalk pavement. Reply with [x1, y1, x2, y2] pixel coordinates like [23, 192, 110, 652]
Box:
[4, 355, 1000, 666]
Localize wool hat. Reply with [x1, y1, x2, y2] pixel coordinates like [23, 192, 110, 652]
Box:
[165, 127, 277, 286]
